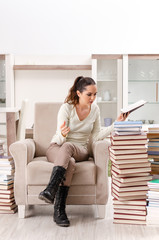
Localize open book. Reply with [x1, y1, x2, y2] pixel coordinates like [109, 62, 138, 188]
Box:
[121, 100, 147, 114]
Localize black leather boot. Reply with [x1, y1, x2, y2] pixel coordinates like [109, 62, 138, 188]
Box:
[53, 186, 70, 227]
[38, 166, 66, 204]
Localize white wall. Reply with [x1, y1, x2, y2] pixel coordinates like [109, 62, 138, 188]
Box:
[1, 0, 159, 55]
[1, 0, 159, 127]
[14, 55, 91, 127]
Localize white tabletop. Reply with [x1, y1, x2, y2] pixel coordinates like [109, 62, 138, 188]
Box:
[0, 107, 20, 113]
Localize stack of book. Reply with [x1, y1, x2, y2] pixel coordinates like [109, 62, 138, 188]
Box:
[110, 121, 151, 225]
[114, 121, 142, 136]
[0, 140, 5, 156]
[0, 155, 17, 213]
[147, 126, 159, 175]
[147, 179, 159, 225]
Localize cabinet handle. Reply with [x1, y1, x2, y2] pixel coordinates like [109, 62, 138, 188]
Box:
[156, 83, 158, 102]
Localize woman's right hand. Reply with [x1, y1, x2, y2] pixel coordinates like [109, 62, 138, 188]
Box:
[60, 121, 70, 137]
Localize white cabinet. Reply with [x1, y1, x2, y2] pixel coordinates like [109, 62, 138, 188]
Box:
[127, 55, 159, 124]
[0, 54, 14, 108]
[92, 55, 123, 127]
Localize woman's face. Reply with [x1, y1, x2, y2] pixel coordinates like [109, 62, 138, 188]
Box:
[77, 84, 97, 105]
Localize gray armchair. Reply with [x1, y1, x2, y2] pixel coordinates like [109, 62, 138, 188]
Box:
[10, 102, 110, 218]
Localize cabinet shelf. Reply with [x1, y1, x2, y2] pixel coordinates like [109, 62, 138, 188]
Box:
[128, 102, 159, 104]
[13, 65, 92, 70]
[97, 79, 117, 82]
[129, 80, 159, 82]
[97, 100, 117, 104]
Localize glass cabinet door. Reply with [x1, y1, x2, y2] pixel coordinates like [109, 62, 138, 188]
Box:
[92, 55, 123, 127]
[0, 55, 6, 107]
[128, 55, 159, 124]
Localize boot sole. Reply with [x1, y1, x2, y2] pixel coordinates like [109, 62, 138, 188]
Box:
[38, 194, 53, 204]
[54, 219, 70, 227]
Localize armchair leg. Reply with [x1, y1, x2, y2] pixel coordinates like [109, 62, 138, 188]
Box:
[96, 205, 106, 219]
[18, 205, 26, 218]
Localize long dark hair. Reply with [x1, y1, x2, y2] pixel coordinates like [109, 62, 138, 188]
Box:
[65, 76, 96, 106]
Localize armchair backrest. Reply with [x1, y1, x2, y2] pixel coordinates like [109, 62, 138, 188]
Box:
[34, 102, 62, 156]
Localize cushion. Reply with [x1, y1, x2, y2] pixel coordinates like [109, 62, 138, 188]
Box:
[27, 157, 96, 186]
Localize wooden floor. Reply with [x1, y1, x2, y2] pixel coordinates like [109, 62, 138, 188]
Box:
[1, 179, 159, 240]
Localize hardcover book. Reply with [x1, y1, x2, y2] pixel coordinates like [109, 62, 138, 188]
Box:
[113, 204, 146, 211]
[113, 218, 146, 225]
[112, 183, 149, 193]
[114, 209, 146, 216]
[112, 165, 151, 175]
[111, 132, 147, 140]
[113, 199, 147, 206]
[112, 174, 152, 183]
[109, 148, 147, 155]
[121, 100, 147, 114]
[111, 139, 148, 146]
[112, 179, 149, 188]
[113, 162, 151, 169]
[111, 170, 150, 178]
[110, 152, 148, 160]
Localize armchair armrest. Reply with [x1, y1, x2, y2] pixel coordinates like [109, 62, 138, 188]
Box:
[92, 139, 111, 204]
[9, 139, 36, 205]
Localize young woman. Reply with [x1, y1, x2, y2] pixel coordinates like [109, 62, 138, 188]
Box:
[39, 76, 128, 227]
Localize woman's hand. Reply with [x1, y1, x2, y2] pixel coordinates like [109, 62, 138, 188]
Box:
[60, 121, 70, 137]
[116, 112, 129, 122]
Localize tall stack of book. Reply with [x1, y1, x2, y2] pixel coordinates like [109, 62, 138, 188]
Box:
[146, 179, 159, 225]
[147, 125, 159, 175]
[0, 155, 17, 213]
[110, 121, 151, 225]
[146, 125, 159, 224]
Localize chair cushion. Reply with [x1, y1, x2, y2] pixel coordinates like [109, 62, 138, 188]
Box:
[27, 157, 96, 186]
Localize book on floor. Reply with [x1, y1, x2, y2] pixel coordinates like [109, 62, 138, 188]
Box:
[110, 152, 148, 160]
[114, 208, 146, 216]
[111, 132, 147, 141]
[113, 204, 146, 211]
[115, 131, 142, 136]
[0, 207, 17, 214]
[0, 156, 13, 162]
[111, 139, 148, 146]
[112, 191, 147, 201]
[0, 183, 13, 190]
[111, 144, 147, 150]
[0, 188, 14, 194]
[114, 127, 142, 131]
[148, 147, 159, 152]
[0, 197, 15, 203]
[109, 148, 147, 155]
[0, 180, 14, 186]
[112, 183, 149, 193]
[112, 174, 152, 183]
[111, 170, 150, 178]
[112, 165, 151, 175]
[148, 141, 159, 147]
[113, 199, 147, 206]
[113, 162, 151, 169]
[0, 193, 14, 199]
[112, 179, 149, 188]
[114, 213, 146, 221]
[110, 156, 149, 165]
[0, 203, 16, 211]
[147, 133, 159, 139]
[114, 121, 142, 126]
[113, 218, 146, 225]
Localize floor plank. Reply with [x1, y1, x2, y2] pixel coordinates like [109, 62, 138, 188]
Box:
[0, 179, 159, 240]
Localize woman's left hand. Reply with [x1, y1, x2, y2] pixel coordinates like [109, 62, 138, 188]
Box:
[116, 112, 129, 122]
